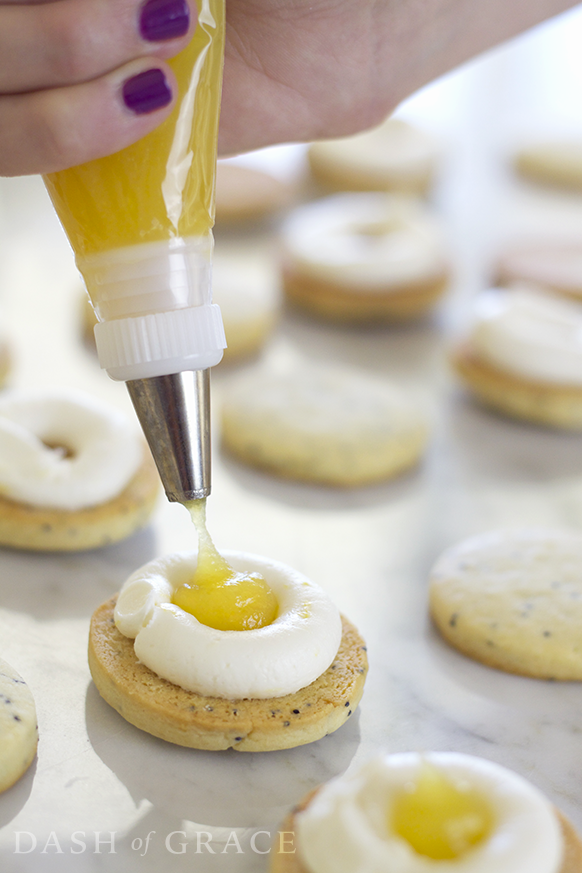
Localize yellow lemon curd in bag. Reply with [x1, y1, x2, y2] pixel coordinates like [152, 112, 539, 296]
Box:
[43, 1, 278, 632]
[44, 0, 225, 260]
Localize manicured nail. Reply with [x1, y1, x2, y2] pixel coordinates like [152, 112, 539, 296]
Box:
[122, 68, 172, 114]
[140, 0, 190, 41]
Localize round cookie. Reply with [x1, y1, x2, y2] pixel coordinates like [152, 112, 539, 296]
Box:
[0, 657, 38, 793]
[271, 759, 582, 873]
[308, 117, 439, 195]
[212, 254, 281, 363]
[514, 141, 582, 192]
[0, 388, 160, 551]
[0, 444, 159, 551]
[280, 193, 450, 322]
[451, 287, 582, 429]
[274, 808, 582, 873]
[429, 528, 582, 680]
[452, 343, 582, 430]
[88, 597, 367, 752]
[215, 162, 292, 225]
[496, 241, 582, 301]
[219, 363, 428, 487]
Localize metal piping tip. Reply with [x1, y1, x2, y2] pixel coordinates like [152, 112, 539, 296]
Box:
[126, 369, 211, 503]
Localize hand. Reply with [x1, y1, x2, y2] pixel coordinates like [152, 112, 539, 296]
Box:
[0, 0, 196, 176]
[1, 0, 578, 176]
[218, 0, 579, 155]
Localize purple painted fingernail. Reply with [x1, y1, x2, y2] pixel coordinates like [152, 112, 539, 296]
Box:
[122, 68, 172, 114]
[140, 0, 190, 42]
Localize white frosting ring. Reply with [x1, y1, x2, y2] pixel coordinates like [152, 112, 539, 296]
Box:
[0, 388, 143, 510]
[296, 752, 563, 873]
[281, 193, 447, 290]
[114, 550, 343, 700]
[470, 287, 582, 385]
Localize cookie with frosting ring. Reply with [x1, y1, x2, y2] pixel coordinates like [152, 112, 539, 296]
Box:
[0, 387, 159, 551]
[270, 751, 582, 873]
[451, 287, 582, 429]
[280, 193, 450, 322]
[88, 550, 368, 751]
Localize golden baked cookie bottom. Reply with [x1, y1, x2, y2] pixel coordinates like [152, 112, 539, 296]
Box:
[515, 146, 582, 193]
[220, 310, 279, 364]
[452, 344, 582, 429]
[0, 449, 159, 552]
[282, 265, 448, 322]
[88, 598, 368, 752]
[222, 321, 272, 362]
[0, 343, 12, 389]
[269, 794, 582, 873]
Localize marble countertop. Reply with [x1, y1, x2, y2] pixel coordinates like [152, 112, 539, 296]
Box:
[2, 7, 582, 871]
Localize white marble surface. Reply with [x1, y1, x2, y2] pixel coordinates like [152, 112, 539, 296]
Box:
[3, 7, 582, 870]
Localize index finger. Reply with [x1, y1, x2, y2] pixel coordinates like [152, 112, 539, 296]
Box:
[0, 0, 195, 94]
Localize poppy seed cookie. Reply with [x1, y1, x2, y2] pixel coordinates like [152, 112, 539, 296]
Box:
[429, 528, 582, 679]
[88, 598, 368, 751]
[0, 658, 38, 793]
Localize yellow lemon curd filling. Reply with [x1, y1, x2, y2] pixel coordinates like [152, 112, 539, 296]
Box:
[391, 761, 495, 860]
[172, 500, 278, 631]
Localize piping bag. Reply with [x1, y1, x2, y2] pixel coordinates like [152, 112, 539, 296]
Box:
[43, 0, 226, 502]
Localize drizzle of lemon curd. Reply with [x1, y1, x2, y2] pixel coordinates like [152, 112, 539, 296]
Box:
[391, 760, 495, 860]
[172, 499, 278, 631]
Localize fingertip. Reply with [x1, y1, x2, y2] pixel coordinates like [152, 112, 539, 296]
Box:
[64, 58, 180, 164]
[79, 57, 179, 158]
[1, 59, 179, 175]
[138, 0, 194, 45]
[120, 66, 173, 115]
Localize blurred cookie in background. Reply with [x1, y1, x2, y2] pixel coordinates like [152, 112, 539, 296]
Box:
[212, 250, 281, 363]
[280, 192, 450, 322]
[308, 117, 439, 196]
[0, 387, 160, 551]
[220, 361, 428, 487]
[215, 162, 293, 226]
[496, 239, 582, 301]
[451, 286, 582, 429]
[0, 327, 11, 388]
[514, 140, 582, 192]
